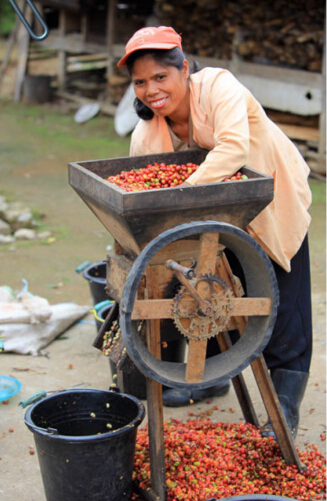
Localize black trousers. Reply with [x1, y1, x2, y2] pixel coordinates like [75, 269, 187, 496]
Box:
[262, 234, 312, 372]
[207, 235, 313, 373]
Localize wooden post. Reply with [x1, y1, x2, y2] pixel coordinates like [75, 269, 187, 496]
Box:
[58, 9, 67, 92]
[14, 1, 32, 102]
[57, 9, 81, 92]
[230, 29, 243, 76]
[0, 15, 20, 90]
[106, 0, 116, 80]
[32, 2, 44, 38]
[318, 18, 326, 173]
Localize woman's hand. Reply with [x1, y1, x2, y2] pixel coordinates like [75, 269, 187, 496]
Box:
[179, 180, 192, 188]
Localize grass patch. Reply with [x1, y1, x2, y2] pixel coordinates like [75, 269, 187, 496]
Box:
[0, 100, 130, 163]
[309, 178, 326, 205]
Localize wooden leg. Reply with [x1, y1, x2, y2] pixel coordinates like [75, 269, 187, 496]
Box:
[217, 252, 304, 470]
[144, 271, 167, 501]
[217, 331, 259, 427]
[251, 355, 305, 470]
[145, 374, 166, 500]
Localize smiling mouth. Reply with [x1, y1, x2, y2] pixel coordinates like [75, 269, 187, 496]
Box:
[149, 97, 167, 109]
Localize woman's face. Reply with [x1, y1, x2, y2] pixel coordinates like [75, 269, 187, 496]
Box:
[131, 54, 189, 119]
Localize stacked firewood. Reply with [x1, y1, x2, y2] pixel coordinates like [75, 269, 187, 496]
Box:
[154, 0, 325, 72]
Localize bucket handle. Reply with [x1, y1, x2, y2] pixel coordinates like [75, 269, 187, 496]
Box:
[20, 385, 121, 409]
[8, 0, 49, 41]
[20, 390, 60, 434]
[19, 390, 48, 408]
[20, 386, 92, 409]
[90, 300, 114, 323]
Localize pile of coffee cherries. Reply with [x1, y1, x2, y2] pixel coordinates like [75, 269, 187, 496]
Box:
[106, 162, 199, 192]
[132, 418, 326, 501]
[106, 162, 249, 192]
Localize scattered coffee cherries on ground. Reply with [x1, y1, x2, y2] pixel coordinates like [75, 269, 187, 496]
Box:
[132, 418, 326, 501]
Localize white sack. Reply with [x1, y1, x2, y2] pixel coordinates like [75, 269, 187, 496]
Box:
[1, 303, 90, 355]
[0, 293, 52, 324]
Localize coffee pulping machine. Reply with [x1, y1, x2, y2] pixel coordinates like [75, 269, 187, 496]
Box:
[69, 149, 304, 501]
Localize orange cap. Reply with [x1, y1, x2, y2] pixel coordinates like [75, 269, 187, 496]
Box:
[117, 26, 182, 67]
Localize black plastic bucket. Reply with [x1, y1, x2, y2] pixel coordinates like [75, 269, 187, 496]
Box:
[95, 300, 114, 332]
[82, 261, 108, 305]
[24, 388, 145, 501]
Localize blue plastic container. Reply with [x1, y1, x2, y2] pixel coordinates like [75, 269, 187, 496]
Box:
[0, 375, 21, 402]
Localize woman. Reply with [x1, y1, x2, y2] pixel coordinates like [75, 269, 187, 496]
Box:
[117, 26, 312, 438]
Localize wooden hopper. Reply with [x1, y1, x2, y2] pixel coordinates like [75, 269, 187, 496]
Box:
[68, 149, 274, 257]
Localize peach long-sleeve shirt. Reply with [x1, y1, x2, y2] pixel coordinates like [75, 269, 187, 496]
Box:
[130, 67, 312, 272]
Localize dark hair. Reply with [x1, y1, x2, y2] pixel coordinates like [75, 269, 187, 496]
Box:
[126, 47, 199, 121]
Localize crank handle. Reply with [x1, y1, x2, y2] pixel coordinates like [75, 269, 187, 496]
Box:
[166, 259, 195, 279]
[166, 261, 213, 316]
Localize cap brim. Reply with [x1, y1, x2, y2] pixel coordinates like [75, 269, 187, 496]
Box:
[117, 42, 180, 67]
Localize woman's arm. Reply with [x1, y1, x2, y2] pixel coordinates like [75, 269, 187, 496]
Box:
[188, 70, 251, 185]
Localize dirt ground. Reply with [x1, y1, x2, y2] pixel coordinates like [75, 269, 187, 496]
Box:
[0, 86, 326, 499]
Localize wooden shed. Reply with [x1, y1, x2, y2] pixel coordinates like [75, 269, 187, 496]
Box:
[12, 0, 327, 172]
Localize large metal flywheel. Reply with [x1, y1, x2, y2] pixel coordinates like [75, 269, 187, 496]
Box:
[120, 221, 279, 390]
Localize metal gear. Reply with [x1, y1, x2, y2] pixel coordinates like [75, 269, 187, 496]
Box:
[172, 275, 234, 340]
